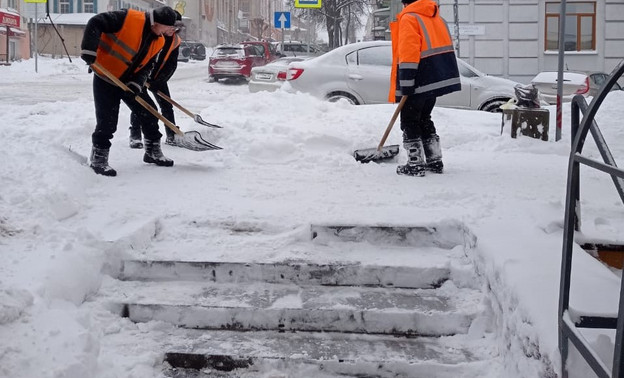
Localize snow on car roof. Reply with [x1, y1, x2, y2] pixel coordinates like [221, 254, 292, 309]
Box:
[532, 71, 588, 85]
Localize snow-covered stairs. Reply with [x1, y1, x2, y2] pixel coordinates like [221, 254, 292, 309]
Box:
[98, 223, 500, 377]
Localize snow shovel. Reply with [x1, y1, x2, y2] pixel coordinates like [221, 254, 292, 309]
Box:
[353, 95, 407, 163]
[91, 62, 221, 151]
[146, 83, 223, 128]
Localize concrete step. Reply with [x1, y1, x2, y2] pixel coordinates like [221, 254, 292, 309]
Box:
[98, 278, 483, 335]
[161, 328, 499, 378]
[119, 259, 451, 289]
[310, 223, 476, 250]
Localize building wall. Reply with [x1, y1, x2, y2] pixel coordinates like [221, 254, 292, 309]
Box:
[22, 0, 308, 57]
[37, 24, 83, 56]
[400, 0, 624, 83]
[1, 0, 30, 62]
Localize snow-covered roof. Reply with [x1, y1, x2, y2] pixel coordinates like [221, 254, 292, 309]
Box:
[0, 25, 26, 34]
[0, 7, 20, 17]
[37, 13, 95, 26]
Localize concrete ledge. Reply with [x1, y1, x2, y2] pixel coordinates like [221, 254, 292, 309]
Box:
[120, 260, 450, 289]
[163, 329, 497, 377]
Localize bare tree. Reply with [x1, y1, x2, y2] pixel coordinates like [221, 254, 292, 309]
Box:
[292, 0, 370, 49]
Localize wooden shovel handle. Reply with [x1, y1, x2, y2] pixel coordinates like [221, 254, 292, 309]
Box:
[377, 95, 408, 151]
[145, 83, 195, 119]
[91, 62, 184, 136]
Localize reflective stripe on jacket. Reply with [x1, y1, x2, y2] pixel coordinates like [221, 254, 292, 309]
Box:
[152, 34, 180, 81]
[93, 9, 164, 79]
[388, 0, 461, 102]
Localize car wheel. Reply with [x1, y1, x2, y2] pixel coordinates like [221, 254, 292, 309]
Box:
[180, 47, 191, 61]
[195, 45, 206, 58]
[326, 92, 359, 105]
[480, 98, 510, 113]
[208, 76, 216, 83]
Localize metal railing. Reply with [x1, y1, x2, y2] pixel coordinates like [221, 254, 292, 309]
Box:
[559, 60, 624, 378]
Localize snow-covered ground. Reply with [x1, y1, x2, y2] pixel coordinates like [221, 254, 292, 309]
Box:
[0, 56, 623, 378]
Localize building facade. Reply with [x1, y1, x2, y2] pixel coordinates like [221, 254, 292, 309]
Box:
[370, 0, 624, 83]
[23, 0, 294, 58]
[175, 0, 288, 46]
[1, 0, 29, 63]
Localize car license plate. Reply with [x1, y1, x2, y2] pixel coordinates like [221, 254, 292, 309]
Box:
[256, 73, 273, 81]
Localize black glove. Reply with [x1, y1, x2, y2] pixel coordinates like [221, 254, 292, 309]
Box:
[81, 51, 96, 65]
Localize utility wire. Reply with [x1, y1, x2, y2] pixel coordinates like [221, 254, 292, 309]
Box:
[44, 1, 72, 62]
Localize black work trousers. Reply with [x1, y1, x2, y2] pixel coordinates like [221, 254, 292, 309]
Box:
[92, 74, 162, 149]
[130, 82, 176, 139]
[399, 96, 437, 141]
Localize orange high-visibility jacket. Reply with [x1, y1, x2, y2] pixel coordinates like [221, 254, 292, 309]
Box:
[152, 34, 181, 80]
[388, 0, 460, 102]
[92, 9, 164, 79]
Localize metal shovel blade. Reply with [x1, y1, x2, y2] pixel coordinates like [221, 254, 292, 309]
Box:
[194, 114, 223, 128]
[175, 131, 222, 151]
[353, 144, 400, 163]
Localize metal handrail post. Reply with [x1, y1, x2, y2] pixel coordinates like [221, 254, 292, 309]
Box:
[559, 59, 624, 378]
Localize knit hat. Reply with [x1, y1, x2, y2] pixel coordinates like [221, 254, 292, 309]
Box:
[152, 6, 177, 26]
[401, 0, 418, 3]
[174, 10, 184, 28]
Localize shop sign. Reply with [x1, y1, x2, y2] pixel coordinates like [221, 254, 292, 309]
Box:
[0, 11, 20, 29]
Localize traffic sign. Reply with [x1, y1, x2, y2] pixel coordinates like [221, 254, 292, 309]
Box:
[274, 12, 290, 29]
[24, 0, 47, 3]
[295, 0, 322, 8]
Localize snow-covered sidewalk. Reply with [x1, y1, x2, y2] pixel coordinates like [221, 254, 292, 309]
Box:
[0, 57, 623, 377]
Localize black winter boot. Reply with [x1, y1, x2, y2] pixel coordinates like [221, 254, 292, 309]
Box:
[396, 138, 426, 177]
[164, 130, 177, 146]
[89, 147, 117, 177]
[129, 127, 143, 149]
[143, 139, 174, 167]
[423, 134, 444, 174]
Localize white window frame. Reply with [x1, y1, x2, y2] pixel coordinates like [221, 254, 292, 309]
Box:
[83, 0, 95, 13]
[59, 0, 70, 14]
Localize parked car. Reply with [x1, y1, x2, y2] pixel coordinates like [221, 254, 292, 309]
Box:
[178, 43, 191, 62]
[249, 57, 310, 93]
[208, 44, 269, 82]
[285, 40, 520, 112]
[241, 41, 281, 64]
[587, 72, 624, 97]
[530, 71, 589, 104]
[181, 41, 206, 61]
[273, 41, 322, 57]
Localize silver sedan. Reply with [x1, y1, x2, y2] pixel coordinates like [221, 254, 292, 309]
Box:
[284, 40, 521, 112]
[248, 57, 310, 93]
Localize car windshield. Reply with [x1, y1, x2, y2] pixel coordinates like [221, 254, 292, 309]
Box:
[213, 47, 244, 58]
[244, 45, 263, 57]
[457, 60, 480, 78]
[254, 45, 266, 56]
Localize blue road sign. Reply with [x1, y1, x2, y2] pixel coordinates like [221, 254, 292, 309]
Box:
[274, 12, 290, 29]
[295, 0, 322, 8]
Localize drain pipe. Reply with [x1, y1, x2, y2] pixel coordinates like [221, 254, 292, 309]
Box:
[555, 0, 567, 142]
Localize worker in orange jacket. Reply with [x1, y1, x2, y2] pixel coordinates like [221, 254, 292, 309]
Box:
[389, 0, 461, 177]
[81, 6, 178, 177]
[129, 11, 183, 149]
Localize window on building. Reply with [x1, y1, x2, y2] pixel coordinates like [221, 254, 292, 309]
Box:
[7, 0, 17, 10]
[83, 0, 95, 13]
[545, 2, 596, 51]
[59, 0, 70, 13]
